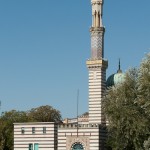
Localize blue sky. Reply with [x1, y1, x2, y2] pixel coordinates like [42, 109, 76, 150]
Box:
[0, 0, 149, 118]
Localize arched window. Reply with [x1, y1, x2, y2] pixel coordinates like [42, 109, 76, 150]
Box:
[72, 142, 84, 150]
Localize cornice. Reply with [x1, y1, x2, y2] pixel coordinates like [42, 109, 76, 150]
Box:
[90, 27, 105, 33]
[86, 59, 108, 69]
[91, 1, 103, 5]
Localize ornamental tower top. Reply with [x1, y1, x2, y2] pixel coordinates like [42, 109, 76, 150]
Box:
[90, 0, 105, 60]
[91, 0, 103, 28]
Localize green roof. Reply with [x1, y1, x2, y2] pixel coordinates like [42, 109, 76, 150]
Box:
[106, 71, 125, 87]
[106, 59, 125, 87]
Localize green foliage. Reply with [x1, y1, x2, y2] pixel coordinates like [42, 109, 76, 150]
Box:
[103, 53, 150, 150]
[0, 105, 61, 150]
[144, 137, 150, 150]
[27, 105, 62, 122]
[137, 53, 150, 117]
[0, 110, 28, 150]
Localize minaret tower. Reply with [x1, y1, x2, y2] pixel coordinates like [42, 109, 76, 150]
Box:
[86, 0, 108, 124]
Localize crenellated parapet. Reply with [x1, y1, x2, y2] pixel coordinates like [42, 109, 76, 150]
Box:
[58, 124, 101, 129]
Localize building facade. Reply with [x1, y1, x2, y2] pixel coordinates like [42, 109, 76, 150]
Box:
[14, 0, 108, 149]
[14, 122, 57, 150]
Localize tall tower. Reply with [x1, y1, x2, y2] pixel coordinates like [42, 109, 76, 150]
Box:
[86, 0, 108, 124]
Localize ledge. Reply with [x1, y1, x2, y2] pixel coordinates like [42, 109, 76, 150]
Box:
[86, 59, 108, 68]
[90, 27, 105, 32]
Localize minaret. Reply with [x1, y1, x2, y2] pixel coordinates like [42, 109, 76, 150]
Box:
[86, 0, 108, 124]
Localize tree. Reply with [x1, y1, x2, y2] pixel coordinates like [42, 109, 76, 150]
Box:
[144, 137, 150, 150]
[137, 53, 150, 117]
[27, 105, 62, 122]
[137, 53, 150, 149]
[103, 53, 150, 150]
[0, 110, 28, 150]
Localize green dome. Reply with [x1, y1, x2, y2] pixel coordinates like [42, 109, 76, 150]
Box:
[106, 60, 125, 87]
[106, 73, 115, 87]
[106, 71, 125, 87]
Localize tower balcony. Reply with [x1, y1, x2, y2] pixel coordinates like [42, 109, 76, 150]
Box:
[86, 59, 108, 69]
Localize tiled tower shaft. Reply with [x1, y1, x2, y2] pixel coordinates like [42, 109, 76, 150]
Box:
[87, 0, 108, 125]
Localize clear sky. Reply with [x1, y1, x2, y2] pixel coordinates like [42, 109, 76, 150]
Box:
[0, 0, 149, 118]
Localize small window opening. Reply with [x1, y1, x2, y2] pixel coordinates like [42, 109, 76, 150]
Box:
[32, 127, 35, 134]
[29, 143, 33, 150]
[21, 127, 25, 134]
[43, 127, 46, 134]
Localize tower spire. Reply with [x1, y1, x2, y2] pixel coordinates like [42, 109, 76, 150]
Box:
[117, 58, 122, 73]
[119, 58, 121, 70]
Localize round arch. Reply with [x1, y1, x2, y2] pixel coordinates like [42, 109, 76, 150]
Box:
[71, 142, 84, 150]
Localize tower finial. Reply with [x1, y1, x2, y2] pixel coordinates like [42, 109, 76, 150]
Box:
[119, 58, 121, 70]
[117, 58, 122, 73]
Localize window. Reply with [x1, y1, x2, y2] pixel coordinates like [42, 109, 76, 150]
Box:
[29, 143, 38, 150]
[32, 127, 35, 134]
[34, 143, 39, 150]
[21, 127, 25, 134]
[72, 142, 84, 150]
[29, 144, 33, 150]
[43, 127, 46, 134]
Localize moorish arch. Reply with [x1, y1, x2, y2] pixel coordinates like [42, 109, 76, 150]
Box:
[71, 142, 84, 150]
[66, 136, 89, 150]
